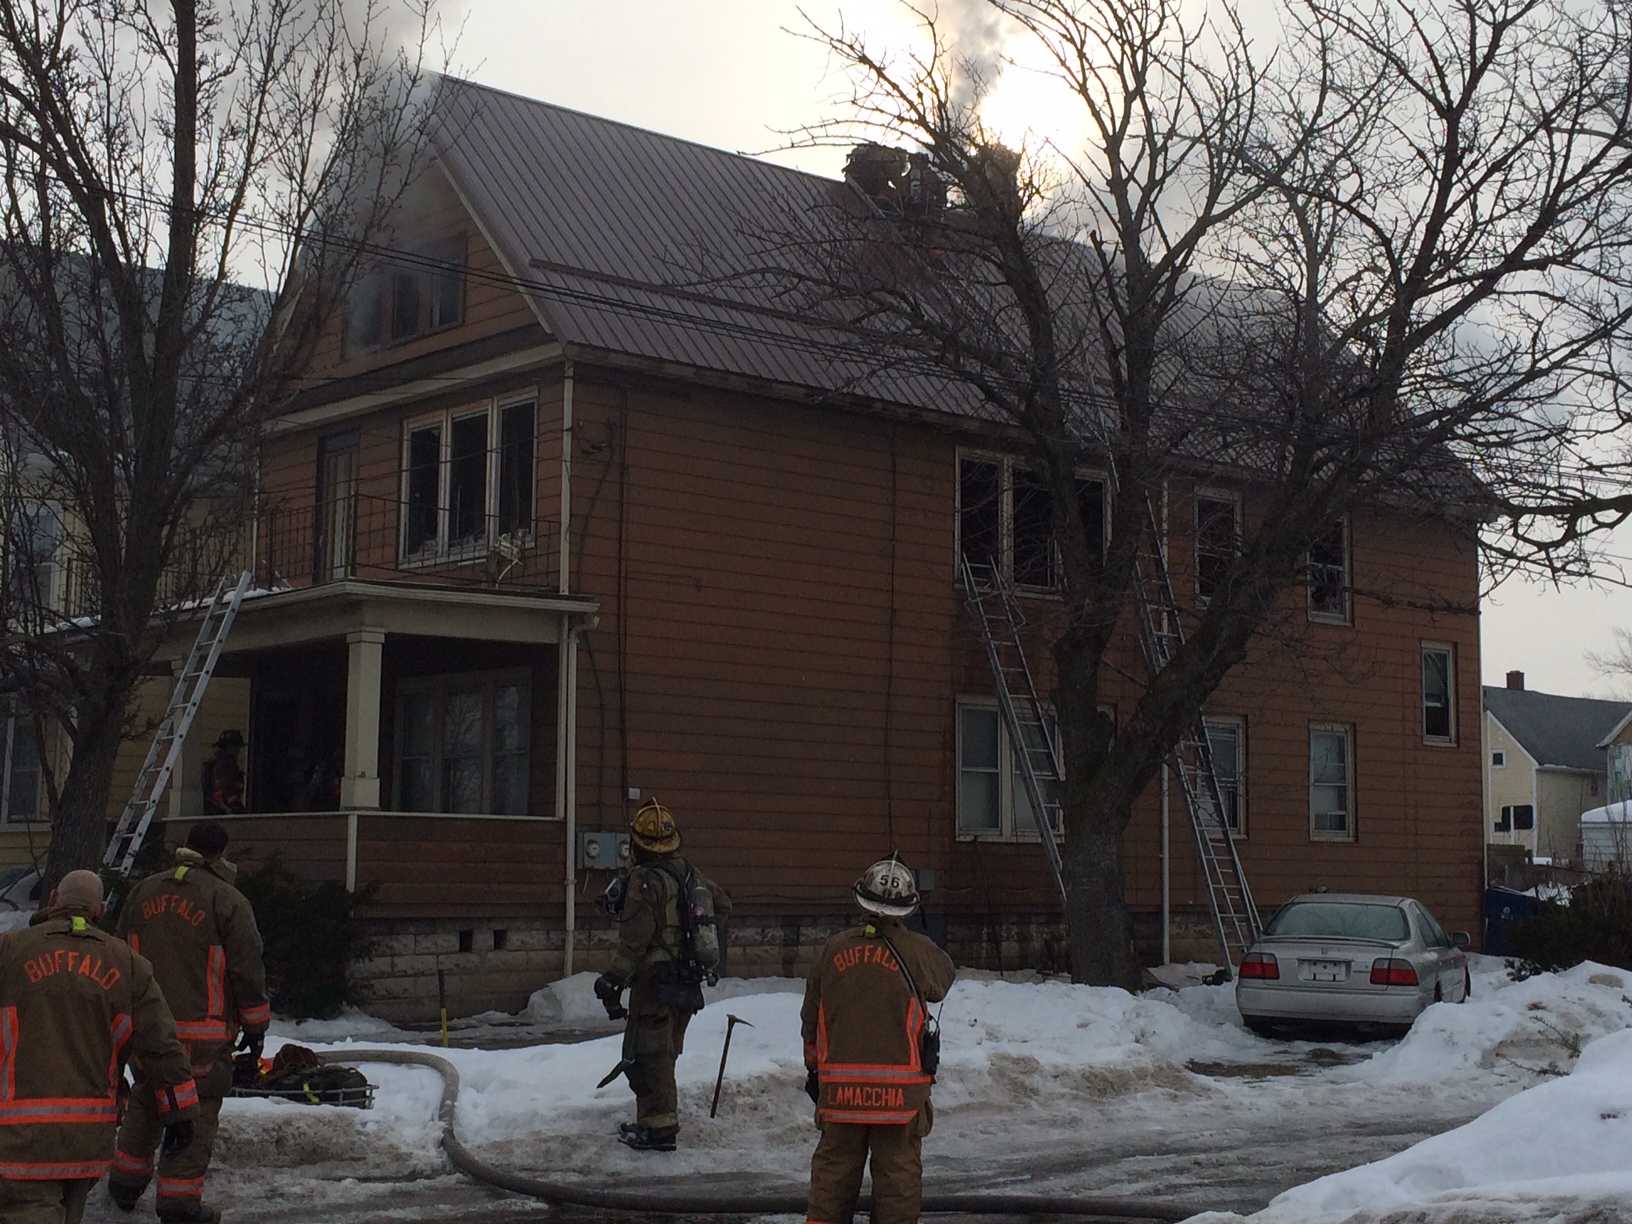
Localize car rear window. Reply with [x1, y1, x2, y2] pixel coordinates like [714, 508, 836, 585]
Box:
[1266, 901, 1410, 942]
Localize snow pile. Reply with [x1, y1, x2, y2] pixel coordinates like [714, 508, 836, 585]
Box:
[1188, 1022, 1632, 1224]
[1339, 961, 1632, 1086]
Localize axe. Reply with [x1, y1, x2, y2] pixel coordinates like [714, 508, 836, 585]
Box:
[597, 1057, 633, 1090]
[709, 1014, 753, 1118]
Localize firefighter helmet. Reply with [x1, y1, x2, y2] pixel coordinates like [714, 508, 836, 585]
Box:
[854, 856, 920, 918]
[629, 799, 681, 854]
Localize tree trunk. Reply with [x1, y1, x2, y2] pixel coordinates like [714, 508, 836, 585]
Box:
[44, 684, 125, 888]
[1063, 809, 1137, 988]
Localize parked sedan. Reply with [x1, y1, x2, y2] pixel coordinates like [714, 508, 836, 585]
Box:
[1236, 893, 1471, 1036]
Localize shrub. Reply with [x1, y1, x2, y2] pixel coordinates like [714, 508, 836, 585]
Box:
[235, 857, 374, 1020]
[1506, 874, 1632, 979]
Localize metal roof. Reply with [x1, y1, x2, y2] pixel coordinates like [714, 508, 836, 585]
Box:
[432, 79, 968, 412]
[1483, 685, 1631, 772]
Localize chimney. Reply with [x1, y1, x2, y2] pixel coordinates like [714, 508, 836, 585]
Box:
[1506, 670, 1525, 691]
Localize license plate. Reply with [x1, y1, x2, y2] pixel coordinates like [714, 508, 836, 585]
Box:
[1303, 959, 1348, 983]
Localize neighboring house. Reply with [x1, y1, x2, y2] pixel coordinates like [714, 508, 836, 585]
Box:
[113, 80, 1484, 1020]
[1482, 672, 1631, 863]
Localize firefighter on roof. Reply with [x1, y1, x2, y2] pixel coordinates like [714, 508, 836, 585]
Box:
[801, 856, 955, 1224]
[592, 799, 730, 1152]
[108, 822, 269, 1224]
[0, 869, 198, 1224]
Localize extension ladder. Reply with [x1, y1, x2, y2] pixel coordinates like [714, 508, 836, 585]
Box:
[1127, 495, 1261, 972]
[959, 554, 1069, 907]
[104, 571, 253, 877]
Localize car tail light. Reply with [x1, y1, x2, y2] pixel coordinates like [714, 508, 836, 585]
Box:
[1369, 958, 1418, 986]
[1239, 952, 1279, 980]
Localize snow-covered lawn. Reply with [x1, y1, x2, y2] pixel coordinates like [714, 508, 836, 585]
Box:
[174, 956, 1632, 1222]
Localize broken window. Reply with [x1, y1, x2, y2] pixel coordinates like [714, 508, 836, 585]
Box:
[1195, 494, 1238, 605]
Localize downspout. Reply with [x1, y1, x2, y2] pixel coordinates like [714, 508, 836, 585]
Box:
[558, 362, 576, 975]
[1160, 761, 1170, 966]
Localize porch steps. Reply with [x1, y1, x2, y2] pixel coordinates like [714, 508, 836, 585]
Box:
[958, 554, 1069, 907]
[1128, 494, 1261, 974]
[105, 570, 254, 877]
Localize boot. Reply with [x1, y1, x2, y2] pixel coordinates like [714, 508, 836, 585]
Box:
[617, 1124, 677, 1152]
[106, 1180, 142, 1213]
[157, 1203, 222, 1224]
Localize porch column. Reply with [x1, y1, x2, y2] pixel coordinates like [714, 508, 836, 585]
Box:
[555, 614, 581, 975]
[341, 629, 385, 810]
[168, 661, 203, 824]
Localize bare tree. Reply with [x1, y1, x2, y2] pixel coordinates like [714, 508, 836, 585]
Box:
[776, 0, 1632, 985]
[0, 0, 451, 884]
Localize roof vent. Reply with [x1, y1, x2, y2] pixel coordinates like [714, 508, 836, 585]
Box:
[1506, 670, 1525, 690]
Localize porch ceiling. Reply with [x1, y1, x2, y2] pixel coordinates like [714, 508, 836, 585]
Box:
[163, 580, 597, 659]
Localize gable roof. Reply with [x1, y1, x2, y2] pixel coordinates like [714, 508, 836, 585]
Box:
[432, 78, 963, 413]
[1482, 686, 1631, 771]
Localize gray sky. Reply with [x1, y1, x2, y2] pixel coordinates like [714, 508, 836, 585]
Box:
[452, 0, 1632, 698]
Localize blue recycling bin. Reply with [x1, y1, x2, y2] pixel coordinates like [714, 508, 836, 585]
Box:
[1483, 885, 1542, 957]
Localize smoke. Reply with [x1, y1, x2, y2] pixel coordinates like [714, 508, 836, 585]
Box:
[936, 0, 1012, 110]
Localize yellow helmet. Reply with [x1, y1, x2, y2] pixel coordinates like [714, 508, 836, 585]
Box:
[629, 799, 681, 854]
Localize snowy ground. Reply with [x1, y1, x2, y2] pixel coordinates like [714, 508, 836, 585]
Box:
[72, 955, 1632, 1223]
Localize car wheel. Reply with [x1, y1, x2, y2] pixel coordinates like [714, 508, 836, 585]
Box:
[1244, 1018, 1278, 1039]
[1434, 983, 1443, 1004]
[1459, 967, 1471, 1003]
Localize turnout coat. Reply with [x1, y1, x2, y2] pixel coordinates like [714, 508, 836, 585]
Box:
[801, 917, 955, 1125]
[0, 905, 198, 1180]
[120, 849, 270, 1081]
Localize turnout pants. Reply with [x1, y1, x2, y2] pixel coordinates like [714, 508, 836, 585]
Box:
[806, 1107, 931, 1224]
[0, 1176, 93, 1224]
[624, 985, 693, 1133]
[111, 1055, 229, 1214]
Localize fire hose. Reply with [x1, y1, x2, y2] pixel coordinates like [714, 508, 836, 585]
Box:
[318, 1048, 1205, 1220]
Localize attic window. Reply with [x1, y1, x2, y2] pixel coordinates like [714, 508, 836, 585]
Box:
[346, 234, 467, 353]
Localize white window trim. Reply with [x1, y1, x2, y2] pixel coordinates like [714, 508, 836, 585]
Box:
[1310, 722, 1356, 843]
[1307, 515, 1352, 626]
[955, 696, 1062, 843]
[393, 669, 532, 815]
[1421, 642, 1456, 746]
[401, 398, 538, 567]
[1194, 488, 1241, 608]
[1491, 750, 1506, 768]
[0, 708, 45, 825]
[1201, 715, 1247, 838]
[954, 449, 1108, 594]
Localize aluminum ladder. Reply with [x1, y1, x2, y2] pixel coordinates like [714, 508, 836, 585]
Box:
[1127, 498, 1261, 973]
[104, 571, 253, 877]
[959, 554, 1069, 907]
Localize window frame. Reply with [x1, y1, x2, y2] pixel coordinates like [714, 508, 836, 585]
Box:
[1309, 722, 1356, 842]
[1201, 715, 1246, 837]
[392, 669, 532, 815]
[1491, 750, 1506, 768]
[400, 397, 538, 566]
[955, 696, 1062, 842]
[0, 705, 44, 825]
[1307, 516, 1351, 625]
[1421, 642, 1456, 745]
[954, 449, 1108, 593]
[345, 232, 468, 355]
[1194, 490, 1241, 607]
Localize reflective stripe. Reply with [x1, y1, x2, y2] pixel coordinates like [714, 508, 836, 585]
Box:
[206, 946, 225, 1019]
[157, 1079, 199, 1117]
[0, 1008, 15, 1101]
[0, 1099, 118, 1124]
[174, 1019, 230, 1041]
[128, 932, 140, 955]
[819, 1065, 932, 1081]
[108, 1012, 132, 1096]
[0, 1158, 112, 1179]
[239, 1002, 271, 1027]
[157, 1173, 206, 1200]
[112, 1149, 153, 1176]
[820, 1109, 917, 1124]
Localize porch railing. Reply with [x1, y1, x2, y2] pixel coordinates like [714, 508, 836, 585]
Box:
[256, 495, 559, 594]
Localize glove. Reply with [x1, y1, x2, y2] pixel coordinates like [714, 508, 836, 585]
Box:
[804, 1068, 820, 1105]
[161, 1119, 195, 1158]
[593, 972, 627, 1021]
[235, 1029, 265, 1060]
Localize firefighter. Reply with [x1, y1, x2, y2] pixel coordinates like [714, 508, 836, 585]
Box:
[108, 822, 269, 1224]
[801, 857, 955, 1224]
[0, 869, 199, 1224]
[199, 733, 245, 817]
[592, 800, 730, 1152]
